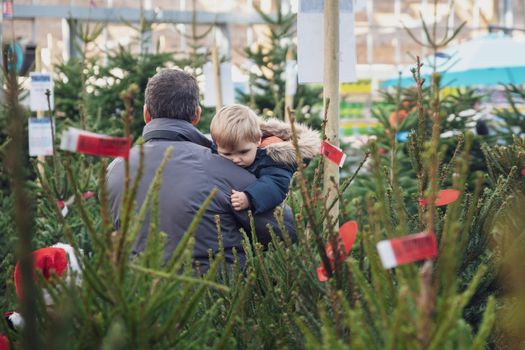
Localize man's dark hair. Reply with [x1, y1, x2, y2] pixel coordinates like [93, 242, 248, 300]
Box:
[145, 69, 200, 122]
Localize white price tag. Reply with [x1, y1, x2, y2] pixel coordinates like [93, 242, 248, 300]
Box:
[30, 72, 54, 112]
[28, 118, 53, 157]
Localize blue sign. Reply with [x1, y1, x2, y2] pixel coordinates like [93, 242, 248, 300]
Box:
[396, 131, 410, 142]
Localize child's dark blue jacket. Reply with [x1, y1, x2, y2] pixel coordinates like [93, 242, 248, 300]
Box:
[243, 149, 295, 214]
[214, 117, 320, 214]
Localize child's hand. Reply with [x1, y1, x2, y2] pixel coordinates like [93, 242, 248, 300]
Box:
[231, 190, 250, 211]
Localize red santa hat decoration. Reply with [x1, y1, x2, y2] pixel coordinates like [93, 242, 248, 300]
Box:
[13, 243, 81, 306]
[2, 243, 81, 347]
[4, 311, 24, 331]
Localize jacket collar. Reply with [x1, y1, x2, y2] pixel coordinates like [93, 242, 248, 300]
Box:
[142, 118, 212, 148]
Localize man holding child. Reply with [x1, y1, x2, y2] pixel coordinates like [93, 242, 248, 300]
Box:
[106, 69, 298, 273]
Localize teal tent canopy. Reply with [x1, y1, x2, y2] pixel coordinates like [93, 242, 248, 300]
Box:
[382, 34, 525, 88]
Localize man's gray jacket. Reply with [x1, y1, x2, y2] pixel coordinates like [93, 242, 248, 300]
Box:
[106, 118, 297, 272]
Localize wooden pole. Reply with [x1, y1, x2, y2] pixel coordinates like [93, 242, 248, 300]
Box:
[211, 45, 223, 113]
[323, 0, 340, 223]
[35, 47, 46, 177]
[35, 48, 43, 121]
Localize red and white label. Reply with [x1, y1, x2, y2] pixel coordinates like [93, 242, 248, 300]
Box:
[320, 139, 346, 167]
[56, 191, 95, 217]
[60, 128, 130, 158]
[377, 232, 437, 269]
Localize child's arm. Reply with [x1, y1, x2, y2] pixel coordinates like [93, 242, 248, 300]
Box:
[231, 190, 250, 211]
[238, 166, 293, 214]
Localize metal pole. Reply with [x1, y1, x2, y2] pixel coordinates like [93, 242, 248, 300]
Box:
[421, 0, 428, 57]
[366, 0, 373, 65]
[61, 18, 80, 61]
[447, 0, 454, 38]
[31, 18, 36, 41]
[102, 0, 112, 65]
[473, 0, 480, 37]
[246, 0, 253, 46]
[178, 0, 187, 51]
[394, 0, 400, 68]
[504, 0, 514, 31]
[215, 24, 231, 58]
[141, 0, 153, 54]
[323, 0, 340, 223]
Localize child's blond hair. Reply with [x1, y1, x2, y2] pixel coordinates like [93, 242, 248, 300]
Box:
[210, 104, 262, 149]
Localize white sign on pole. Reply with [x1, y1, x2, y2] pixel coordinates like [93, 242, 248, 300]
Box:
[297, 0, 357, 83]
[30, 72, 54, 112]
[28, 117, 53, 156]
[285, 59, 298, 96]
[202, 62, 235, 107]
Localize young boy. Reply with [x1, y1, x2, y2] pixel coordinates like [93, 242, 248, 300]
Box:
[210, 104, 320, 214]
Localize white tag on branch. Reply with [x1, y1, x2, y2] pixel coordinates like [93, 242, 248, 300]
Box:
[28, 117, 53, 156]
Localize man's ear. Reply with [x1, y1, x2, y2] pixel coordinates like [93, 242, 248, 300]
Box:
[191, 106, 202, 126]
[143, 105, 151, 124]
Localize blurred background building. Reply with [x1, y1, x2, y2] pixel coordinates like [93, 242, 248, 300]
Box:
[3, 0, 525, 75]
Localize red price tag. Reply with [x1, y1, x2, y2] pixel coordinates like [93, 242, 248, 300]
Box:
[419, 189, 460, 207]
[320, 140, 346, 167]
[76, 134, 130, 158]
[316, 267, 328, 282]
[325, 220, 357, 261]
[316, 220, 358, 282]
[377, 232, 437, 269]
[81, 191, 94, 200]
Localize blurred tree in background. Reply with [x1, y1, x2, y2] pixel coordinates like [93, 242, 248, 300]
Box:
[237, 2, 323, 127]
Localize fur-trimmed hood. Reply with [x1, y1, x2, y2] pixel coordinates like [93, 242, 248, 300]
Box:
[258, 117, 321, 165]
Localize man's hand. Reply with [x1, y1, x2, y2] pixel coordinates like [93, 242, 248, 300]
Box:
[231, 190, 250, 211]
